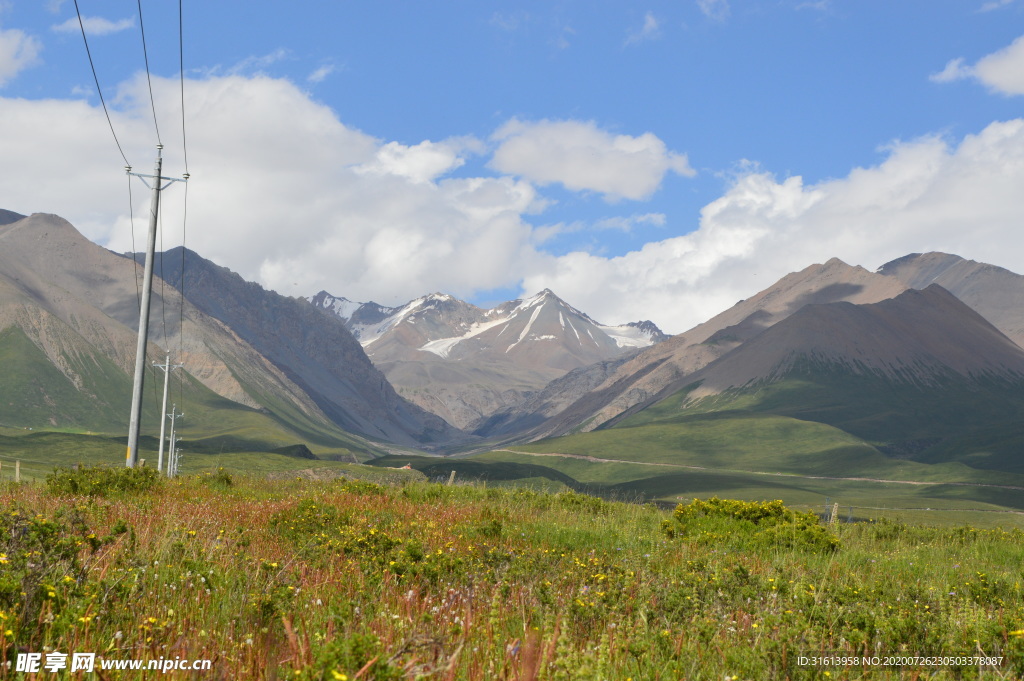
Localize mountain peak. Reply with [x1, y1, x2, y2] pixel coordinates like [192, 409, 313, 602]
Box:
[0, 209, 27, 226]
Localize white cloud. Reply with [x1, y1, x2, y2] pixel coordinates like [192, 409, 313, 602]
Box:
[354, 139, 471, 184]
[0, 73, 545, 305]
[973, 35, 1024, 95]
[51, 16, 133, 36]
[6, 70, 1024, 337]
[625, 12, 661, 46]
[931, 35, 1024, 95]
[0, 25, 40, 86]
[594, 213, 666, 232]
[697, 0, 730, 21]
[521, 120, 1024, 332]
[307, 64, 335, 84]
[490, 118, 695, 201]
[929, 57, 972, 84]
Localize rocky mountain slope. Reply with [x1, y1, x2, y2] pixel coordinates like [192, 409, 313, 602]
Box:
[609, 285, 1024, 464]
[485, 257, 909, 439]
[146, 248, 464, 447]
[0, 213, 335, 440]
[0, 211, 461, 451]
[311, 289, 666, 429]
[878, 252, 1024, 348]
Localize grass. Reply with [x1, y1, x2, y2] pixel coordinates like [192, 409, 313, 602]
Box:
[1, 469, 1022, 679]
[473, 450, 1024, 530]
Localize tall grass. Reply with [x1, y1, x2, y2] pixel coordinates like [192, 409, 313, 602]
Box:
[1, 470, 1021, 679]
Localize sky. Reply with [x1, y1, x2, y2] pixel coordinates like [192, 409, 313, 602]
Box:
[0, 1, 1022, 333]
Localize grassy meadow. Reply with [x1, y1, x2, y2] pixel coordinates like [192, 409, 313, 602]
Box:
[1, 467, 1023, 679]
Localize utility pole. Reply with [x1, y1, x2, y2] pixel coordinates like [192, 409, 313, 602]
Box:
[167, 405, 183, 477]
[153, 353, 183, 474]
[125, 145, 188, 468]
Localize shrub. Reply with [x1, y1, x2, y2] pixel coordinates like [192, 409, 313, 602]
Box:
[665, 496, 839, 553]
[45, 464, 159, 498]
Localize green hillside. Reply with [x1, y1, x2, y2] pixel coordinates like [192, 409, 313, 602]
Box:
[482, 363, 1024, 523]
[657, 361, 1024, 458]
[0, 325, 152, 431]
[0, 324, 384, 466]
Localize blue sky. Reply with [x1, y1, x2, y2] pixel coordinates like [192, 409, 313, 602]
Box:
[1, 1, 1023, 331]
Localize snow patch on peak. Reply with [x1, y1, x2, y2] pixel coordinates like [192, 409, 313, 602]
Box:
[598, 322, 665, 349]
[309, 291, 362, 322]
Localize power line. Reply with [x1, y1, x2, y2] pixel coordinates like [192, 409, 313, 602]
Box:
[177, 0, 190, 410]
[136, 0, 162, 146]
[127, 174, 141, 311]
[72, 0, 130, 167]
[179, 0, 189, 175]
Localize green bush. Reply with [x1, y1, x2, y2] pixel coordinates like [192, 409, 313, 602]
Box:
[45, 464, 159, 498]
[665, 496, 840, 553]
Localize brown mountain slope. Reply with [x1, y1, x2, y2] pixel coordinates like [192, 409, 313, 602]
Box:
[490, 257, 909, 439]
[604, 285, 1024, 450]
[664, 285, 1024, 403]
[0, 213, 322, 417]
[878, 252, 1024, 348]
[148, 248, 464, 446]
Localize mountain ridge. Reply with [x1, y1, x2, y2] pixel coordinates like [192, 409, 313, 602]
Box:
[310, 286, 667, 429]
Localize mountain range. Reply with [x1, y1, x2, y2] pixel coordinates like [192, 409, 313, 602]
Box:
[3, 207, 1024, 482]
[0, 211, 454, 454]
[493, 255, 1024, 447]
[310, 288, 666, 429]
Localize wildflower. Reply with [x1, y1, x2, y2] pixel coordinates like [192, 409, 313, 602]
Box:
[1009, 630, 1024, 637]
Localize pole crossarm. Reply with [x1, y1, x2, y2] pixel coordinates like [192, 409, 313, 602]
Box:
[126, 169, 189, 190]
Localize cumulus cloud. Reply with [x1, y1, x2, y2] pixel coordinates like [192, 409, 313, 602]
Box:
[625, 12, 661, 46]
[5, 70, 1024, 336]
[931, 35, 1024, 95]
[51, 16, 133, 36]
[355, 139, 471, 184]
[521, 120, 1024, 332]
[0, 73, 545, 305]
[489, 118, 695, 201]
[0, 25, 40, 86]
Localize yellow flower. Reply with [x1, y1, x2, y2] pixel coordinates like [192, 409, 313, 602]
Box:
[331, 672, 348, 681]
[1009, 629, 1024, 637]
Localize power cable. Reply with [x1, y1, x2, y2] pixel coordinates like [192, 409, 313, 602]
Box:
[159, 196, 167, 349]
[127, 174, 141, 311]
[136, 0, 162, 146]
[179, 0, 189, 175]
[72, 0, 130, 167]
[177, 0, 189, 409]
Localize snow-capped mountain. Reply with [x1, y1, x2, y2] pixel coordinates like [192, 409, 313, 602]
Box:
[309, 288, 666, 429]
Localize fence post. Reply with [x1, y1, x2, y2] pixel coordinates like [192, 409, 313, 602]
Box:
[15, 460, 20, 483]
[447, 470, 457, 486]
